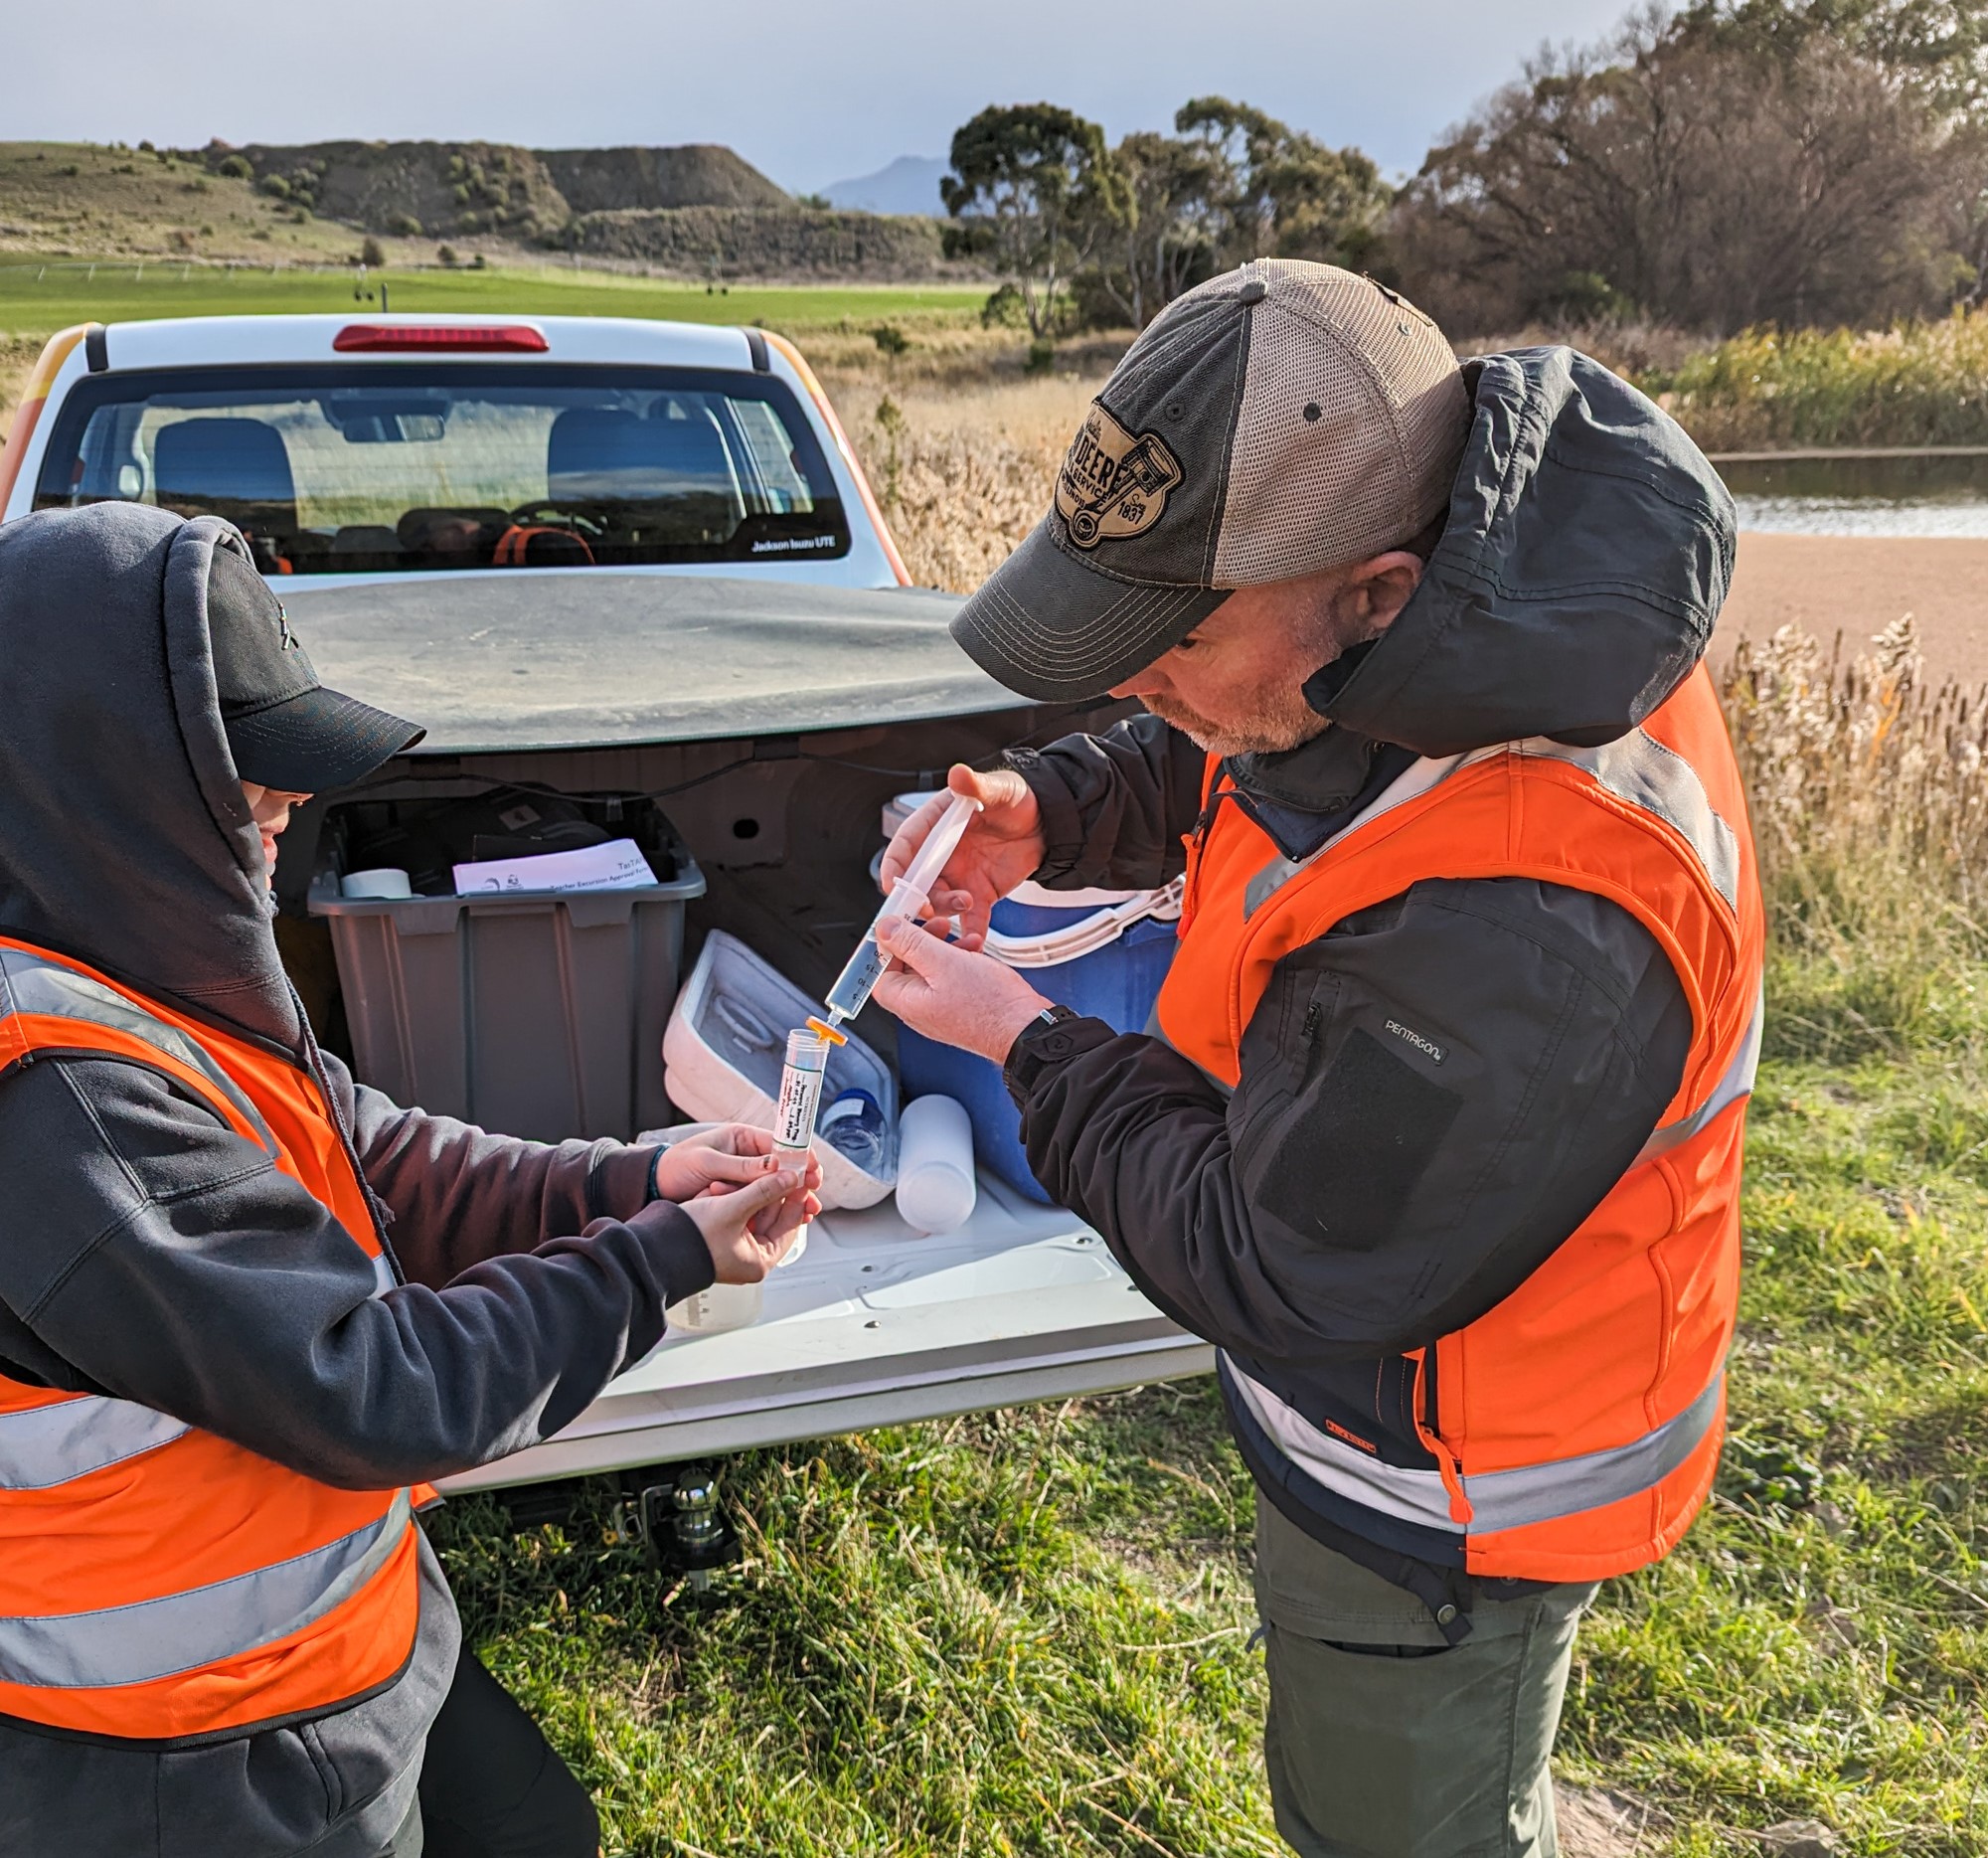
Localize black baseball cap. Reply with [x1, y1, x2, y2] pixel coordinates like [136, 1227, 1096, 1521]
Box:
[207, 546, 424, 790]
[951, 260, 1471, 701]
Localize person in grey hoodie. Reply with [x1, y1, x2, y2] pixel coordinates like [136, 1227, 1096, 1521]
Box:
[875, 262, 1756, 1856]
[0, 504, 818, 1858]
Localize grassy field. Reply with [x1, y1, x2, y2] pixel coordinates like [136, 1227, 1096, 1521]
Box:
[0, 258, 986, 345]
[0, 268, 1001, 448]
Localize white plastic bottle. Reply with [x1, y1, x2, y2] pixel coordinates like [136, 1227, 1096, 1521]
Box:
[894, 1095, 977, 1235]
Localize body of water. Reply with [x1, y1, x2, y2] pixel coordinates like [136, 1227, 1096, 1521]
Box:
[1722, 452, 1988, 536]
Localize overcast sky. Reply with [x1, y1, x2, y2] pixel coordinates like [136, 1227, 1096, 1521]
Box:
[5, 0, 1638, 193]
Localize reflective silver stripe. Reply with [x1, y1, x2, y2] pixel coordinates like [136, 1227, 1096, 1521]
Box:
[0, 1397, 190, 1491]
[371, 1252, 398, 1296]
[1230, 1359, 1725, 1537]
[1463, 1373, 1726, 1532]
[1523, 733, 1740, 908]
[0, 948, 276, 1156]
[1636, 981, 1764, 1166]
[0, 1488, 413, 1689]
[1227, 1367, 1461, 1533]
[1242, 727, 1740, 918]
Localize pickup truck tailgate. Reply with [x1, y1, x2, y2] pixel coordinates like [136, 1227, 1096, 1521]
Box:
[441, 1177, 1201, 1495]
[440, 1173, 1211, 1490]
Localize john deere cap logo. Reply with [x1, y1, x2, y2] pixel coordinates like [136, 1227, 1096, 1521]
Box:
[1056, 404, 1184, 549]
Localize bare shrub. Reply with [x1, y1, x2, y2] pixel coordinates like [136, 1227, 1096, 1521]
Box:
[1395, 11, 1972, 336]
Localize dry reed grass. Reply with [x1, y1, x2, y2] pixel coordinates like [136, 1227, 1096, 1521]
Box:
[1721, 616, 1988, 1058]
[839, 370, 1097, 592]
[0, 334, 41, 445]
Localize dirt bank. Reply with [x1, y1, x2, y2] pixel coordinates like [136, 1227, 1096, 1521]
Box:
[1722, 532, 1988, 683]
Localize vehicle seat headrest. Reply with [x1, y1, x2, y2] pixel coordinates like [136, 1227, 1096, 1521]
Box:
[153, 418, 298, 524]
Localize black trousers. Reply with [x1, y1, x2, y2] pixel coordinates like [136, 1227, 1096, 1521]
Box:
[380, 1644, 598, 1858]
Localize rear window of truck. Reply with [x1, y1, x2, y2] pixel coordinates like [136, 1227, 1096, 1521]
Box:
[32, 363, 851, 575]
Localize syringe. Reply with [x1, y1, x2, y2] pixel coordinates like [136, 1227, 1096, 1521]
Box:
[819, 790, 981, 1031]
[765, 792, 980, 1190]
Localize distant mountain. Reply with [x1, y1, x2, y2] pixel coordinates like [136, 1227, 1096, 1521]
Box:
[820, 155, 948, 219]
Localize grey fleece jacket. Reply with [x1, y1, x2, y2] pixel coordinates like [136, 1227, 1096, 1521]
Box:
[999, 349, 1737, 1602]
[0, 506, 716, 1858]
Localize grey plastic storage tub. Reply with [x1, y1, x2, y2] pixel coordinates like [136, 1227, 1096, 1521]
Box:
[308, 859, 704, 1143]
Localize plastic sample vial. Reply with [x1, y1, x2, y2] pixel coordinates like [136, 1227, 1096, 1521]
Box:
[766, 1023, 841, 1267]
[822, 791, 981, 1026]
[772, 1025, 832, 1162]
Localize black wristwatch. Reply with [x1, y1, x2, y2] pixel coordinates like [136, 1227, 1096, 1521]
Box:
[1002, 1003, 1083, 1098]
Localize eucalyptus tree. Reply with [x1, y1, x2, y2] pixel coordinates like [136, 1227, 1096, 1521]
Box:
[941, 105, 1123, 338]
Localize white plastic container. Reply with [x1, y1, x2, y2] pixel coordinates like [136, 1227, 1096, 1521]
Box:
[895, 1095, 977, 1235]
[669, 1278, 764, 1335]
[340, 867, 413, 900]
[661, 931, 897, 1210]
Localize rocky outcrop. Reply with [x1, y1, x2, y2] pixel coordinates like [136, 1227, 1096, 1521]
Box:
[538, 145, 787, 214]
[204, 139, 789, 242]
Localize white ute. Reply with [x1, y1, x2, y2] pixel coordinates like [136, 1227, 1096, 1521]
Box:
[0, 313, 1210, 1497]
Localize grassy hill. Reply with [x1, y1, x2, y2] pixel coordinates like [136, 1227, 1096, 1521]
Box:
[0, 138, 968, 289]
[0, 140, 414, 265]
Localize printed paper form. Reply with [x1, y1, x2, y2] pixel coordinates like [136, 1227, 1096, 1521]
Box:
[452, 839, 657, 896]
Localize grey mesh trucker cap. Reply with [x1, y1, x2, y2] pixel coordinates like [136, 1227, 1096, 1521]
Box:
[951, 259, 1471, 701]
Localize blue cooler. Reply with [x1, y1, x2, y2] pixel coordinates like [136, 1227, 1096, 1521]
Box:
[898, 881, 1182, 1203]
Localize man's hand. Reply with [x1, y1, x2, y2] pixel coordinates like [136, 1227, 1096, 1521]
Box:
[680, 1167, 814, 1283]
[870, 916, 1051, 1064]
[880, 763, 1045, 950]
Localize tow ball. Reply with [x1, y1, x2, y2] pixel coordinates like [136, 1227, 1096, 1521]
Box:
[619, 1462, 740, 1593]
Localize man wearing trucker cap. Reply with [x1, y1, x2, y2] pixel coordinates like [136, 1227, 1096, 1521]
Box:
[876, 259, 1760, 1855]
[0, 504, 816, 1858]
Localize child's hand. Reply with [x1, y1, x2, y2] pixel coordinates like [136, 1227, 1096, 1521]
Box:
[681, 1169, 808, 1282]
[650, 1123, 822, 1204]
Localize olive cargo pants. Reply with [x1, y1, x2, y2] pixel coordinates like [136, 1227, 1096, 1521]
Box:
[1253, 1500, 1597, 1858]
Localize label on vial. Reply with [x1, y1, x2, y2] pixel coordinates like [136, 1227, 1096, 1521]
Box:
[773, 1057, 828, 1152]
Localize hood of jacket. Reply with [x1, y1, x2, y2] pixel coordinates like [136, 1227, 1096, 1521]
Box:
[1301, 345, 1736, 760]
[0, 503, 303, 1050]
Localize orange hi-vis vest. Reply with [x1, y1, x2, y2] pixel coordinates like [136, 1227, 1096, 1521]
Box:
[0, 936, 424, 1742]
[1158, 663, 1764, 1586]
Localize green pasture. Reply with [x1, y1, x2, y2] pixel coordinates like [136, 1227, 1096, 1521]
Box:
[0, 260, 985, 347]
